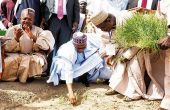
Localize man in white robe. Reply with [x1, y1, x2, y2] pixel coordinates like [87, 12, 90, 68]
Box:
[1, 8, 55, 83]
[47, 32, 112, 105]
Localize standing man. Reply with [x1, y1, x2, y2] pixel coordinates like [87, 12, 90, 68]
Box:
[77, 0, 87, 32]
[13, 0, 45, 26]
[0, 0, 17, 28]
[126, 0, 158, 10]
[43, 0, 80, 74]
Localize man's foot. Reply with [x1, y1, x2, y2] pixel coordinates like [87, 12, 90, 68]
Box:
[123, 96, 138, 102]
[105, 88, 117, 95]
[158, 108, 168, 110]
[82, 82, 90, 87]
[59, 80, 66, 84]
[26, 77, 35, 83]
[41, 73, 48, 77]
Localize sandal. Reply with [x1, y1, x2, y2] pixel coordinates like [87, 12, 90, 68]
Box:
[105, 88, 117, 95]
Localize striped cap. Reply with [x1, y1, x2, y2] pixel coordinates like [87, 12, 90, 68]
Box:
[90, 11, 109, 26]
[73, 32, 87, 46]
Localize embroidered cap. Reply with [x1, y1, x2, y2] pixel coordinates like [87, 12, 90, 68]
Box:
[79, 0, 87, 3]
[73, 32, 87, 46]
[90, 10, 109, 26]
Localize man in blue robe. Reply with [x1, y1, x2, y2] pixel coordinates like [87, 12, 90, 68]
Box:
[47, 32, 112, 105]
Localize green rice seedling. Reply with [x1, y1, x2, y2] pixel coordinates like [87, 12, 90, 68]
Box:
[115, 14, 167, 52]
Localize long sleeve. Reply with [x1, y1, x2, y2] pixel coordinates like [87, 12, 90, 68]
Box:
[0, 0, 15, 28]
[1, 1, 9, 28]
[35, 30, 55, 53]
[122, 47, 140, 60]
[5, 27, 20, 52]
[64, 60, 74, 84]
[73, 0, 80, 23]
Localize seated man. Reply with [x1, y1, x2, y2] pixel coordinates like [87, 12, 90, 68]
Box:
[47, 32, 112, 105]
[1, 8, 55, 83]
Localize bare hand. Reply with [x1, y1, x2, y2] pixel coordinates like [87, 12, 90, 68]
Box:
[23, 24, 37, 41]
[8, 22, 13, 28]
[40, 18, 47, 29]
[72, 22, 78, 33]
[68, 93, 77, 105]
[105, 55, 113, 65]
[14, 28, 23, 41]
[158, 36, 170, 50]
[99, 51, 106, 58]
[33, 43, 40, 51]
[23, 24, 31, 35]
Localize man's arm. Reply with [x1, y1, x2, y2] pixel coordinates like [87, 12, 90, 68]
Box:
[158, 35, 170, 50]
[72, 0, 80, 32]
[63, 59, 77, 105]
[5, 27, 21, 52]
[1, 1, 13, 28]
[66, 83, 76, 105]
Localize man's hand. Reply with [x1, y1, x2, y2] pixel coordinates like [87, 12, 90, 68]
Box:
[33, 43, 40, 52]
[68, 93, 77, 105]
[105, 55, 114, 65]
[40, 18, 48, 29]
[158, 36, 170, 50]
[14, 28, 23, 42]
[23, 24, 37, 42]
[72, 22, 78, 33]
[99, 51, 106, 58]
[66, 83, 77, 105]
[8, 22, 13, 28]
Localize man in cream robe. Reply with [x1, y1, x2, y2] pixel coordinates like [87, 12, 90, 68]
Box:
[47, 32, 112, 105]
[1, 8, 55, 83]
[91, 10, 165, 101]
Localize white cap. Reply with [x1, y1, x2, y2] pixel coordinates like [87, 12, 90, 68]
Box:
[79, 0, 87, 3]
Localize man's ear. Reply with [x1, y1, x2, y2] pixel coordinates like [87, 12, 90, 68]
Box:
[106, 16, 111, 23]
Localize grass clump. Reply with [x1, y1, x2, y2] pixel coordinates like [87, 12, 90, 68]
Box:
[115, 14, 168, 51]
[0, 29, 6, 36]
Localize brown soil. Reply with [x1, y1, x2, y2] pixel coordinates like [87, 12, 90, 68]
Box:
[0, 77, 160, 110]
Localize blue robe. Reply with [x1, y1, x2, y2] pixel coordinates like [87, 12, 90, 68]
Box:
[47, 35, 112, 85]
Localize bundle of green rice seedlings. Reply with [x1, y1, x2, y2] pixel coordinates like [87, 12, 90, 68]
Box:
[115, 14, 167, 51]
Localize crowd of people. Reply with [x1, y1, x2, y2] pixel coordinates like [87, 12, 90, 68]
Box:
[0, 0, 170, 110]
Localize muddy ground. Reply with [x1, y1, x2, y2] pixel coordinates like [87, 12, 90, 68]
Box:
[0, 77, 160, 110]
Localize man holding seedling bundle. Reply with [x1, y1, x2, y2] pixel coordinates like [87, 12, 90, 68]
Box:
[158, 28, 170, 110]
[156, 0, 170, 109]
[91, 10, 167, 102]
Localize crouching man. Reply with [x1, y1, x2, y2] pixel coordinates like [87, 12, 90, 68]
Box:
[47, 32, 112, 105]
[1, 8, 55, 83]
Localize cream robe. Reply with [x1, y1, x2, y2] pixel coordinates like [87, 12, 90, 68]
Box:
[1, 24, 54, 83]
[109, 46, 166, 100]
[160, 49, 170, 109]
